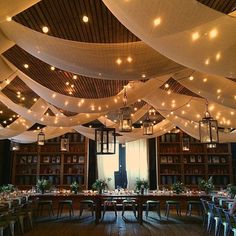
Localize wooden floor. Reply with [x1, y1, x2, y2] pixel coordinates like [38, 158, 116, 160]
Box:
[23, 210, 209, 236]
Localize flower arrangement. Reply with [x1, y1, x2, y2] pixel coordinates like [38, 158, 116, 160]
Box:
[227, 184, 236, 199]
[198, 176, 214, 194]
[135, 178, 149, 193]
[70, 181, 81, 194]
[172, 181, 185, 194]
[0, 184, 15, 193]
[92, 178, 111, 194]
[36, 178, 50, 194]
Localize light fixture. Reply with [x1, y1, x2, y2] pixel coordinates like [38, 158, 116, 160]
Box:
[143, 105, 153, 135]
[119, 87, 132, 132]
[61, 137, 69, 151]
[199, 101, 219, 148]
[182, 137, 190, 151]
[95, 126, 116, 155]
[37, 129, 45, 146]
[10, 140, 20, 151]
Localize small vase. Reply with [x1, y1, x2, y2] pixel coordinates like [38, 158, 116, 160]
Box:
[99, 188, 103, 194]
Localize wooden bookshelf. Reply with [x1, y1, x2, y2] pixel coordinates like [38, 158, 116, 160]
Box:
[157, 132, 233, 188]
[11, 132, 88, 189]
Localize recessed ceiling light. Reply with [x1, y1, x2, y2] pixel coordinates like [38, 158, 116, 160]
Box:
[6, 16, 12, 22]
[116, 58, 122, 65]
[42, 26, 49, 33]
[82, 15, 89, 23]
[127, 57, 133, 63]
[23, 64, 29, 69]
[153, 17, 161, 27]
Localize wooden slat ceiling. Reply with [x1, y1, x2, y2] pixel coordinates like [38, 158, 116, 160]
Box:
[3, 46, 129, 99]
[159, 78, 201, 98]
[13, 0, 140, 43]
[2, 76, 39, 109]
[197, 0, 236, 14]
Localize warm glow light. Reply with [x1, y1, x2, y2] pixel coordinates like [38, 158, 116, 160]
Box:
[73, 75, 77, 80]
[116, 58, 122, 65]
[50, 66, 55, 71]
[187, 103, 190, 107]
[216, 52, 221, 61]
[203, 78, 208, 82]
[127, 57, 133, 63]
[165, 83, 169, 88]
[205, 59, 210, 65]
[6, 16, 12, 22]
[217, 89, 221, 93]
[142, 74, 146, 78]
[71, 84, 74, 88]
[138, 99, 141, 102]
[192, 32, 200, 41]
[42, 26, 49, 33]
[189, 76, 194, 81]
[181, 110, 185, 114]
[69, 91, 72, 95]
[82, 15, 89, 23]
[23, 64, 29, 69]
[230, 111, 234, 115]
[153, 17, 161, 27]
[66, 82, 69, 86]
[167, 90, 171, 95]
[33, 98, 37, 102]
[52, 93, 56, 98]
[209, 29, 218, 39]
[161, 102, 165, 106]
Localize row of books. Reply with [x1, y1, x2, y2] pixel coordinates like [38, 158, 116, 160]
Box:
[16, 176, 37, 185]
[160, 176, 181, 185]
[65, 155, 84, 163]
[64, 176, 84, 185]
[208, 156, 227, 163]
[160, 156, 180, 163]
[64, 166, 84, 175]
[18, 156, 37, 164]
[42, 156, 61, 163]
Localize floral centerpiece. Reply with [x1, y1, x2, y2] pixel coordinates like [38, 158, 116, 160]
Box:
[135, 178, 149, 194]
[92, 178, 111, 194]
[198, 176, 214, 194]
[0, 184, 15, 193]
[36, 179, 50, 194]
[227, 184, 236, 199]
[70, 181, 81, 194]
[172, 182, 185, 194]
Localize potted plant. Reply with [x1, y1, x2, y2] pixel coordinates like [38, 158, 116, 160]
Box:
[36, 178, 50, 194]
[0, 184, 15, 193]
[70, 181, 81, 194]
[172, 181, 185, 194]
[135, 178, 149, 194]
[198, 176, 214, 194]
[92, 178, 111, 194]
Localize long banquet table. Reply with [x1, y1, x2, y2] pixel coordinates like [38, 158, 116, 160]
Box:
[29, 192, 207, 224]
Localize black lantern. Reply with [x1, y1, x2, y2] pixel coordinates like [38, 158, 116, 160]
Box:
[182, 137, 190, 151]
[37, 129, 45, 145]
[199, 101, 219, 146]
[119, 87, 132, 132]
[61, 137, 69, 151]
[10, 140, 20, 151]
[143, 109, 153, 135]
[95, 127, 116, 154]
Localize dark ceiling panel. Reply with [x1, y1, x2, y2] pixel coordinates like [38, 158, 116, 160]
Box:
[197, 0, 236, 14]
[13, 0, 140, 43]
[3, 46, 129, 99]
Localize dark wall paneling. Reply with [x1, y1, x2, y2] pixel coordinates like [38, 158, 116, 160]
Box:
[0, 140, 11, 185]
[148, 138, 157, 190]
[231, 143, 236, 185]
[88, 139, 96, 188]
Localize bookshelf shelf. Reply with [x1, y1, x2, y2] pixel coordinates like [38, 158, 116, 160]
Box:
[157, 132, 233, 187]
[11, 132, 88, 188]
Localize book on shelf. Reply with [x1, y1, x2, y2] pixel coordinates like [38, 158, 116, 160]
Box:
[78, 156, 85, 163]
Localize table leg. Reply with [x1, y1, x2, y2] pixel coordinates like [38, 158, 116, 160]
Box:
[95, 197, 102, 224]
[137, 198, 143, 224]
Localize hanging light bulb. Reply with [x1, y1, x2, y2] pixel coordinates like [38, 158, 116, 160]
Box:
[143, 105, 153, 135]
[37, 129, 45, 145]
[199, 101, 219, 148]
[119, 87, 132, 132]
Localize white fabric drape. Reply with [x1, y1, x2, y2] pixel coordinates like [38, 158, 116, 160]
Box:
[97, 143, 119, 190]
[103, 0, 236, 78]
[0, 21, 183, 80]
[126, 139, 148, 189]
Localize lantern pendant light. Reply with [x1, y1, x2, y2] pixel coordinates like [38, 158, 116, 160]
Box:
[37, 129, 45, 145]
[199, 101, 219, 148]
[119, 87, 132, 132]
[143, 105, 153, 135]
[95, 126, 116, 155]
